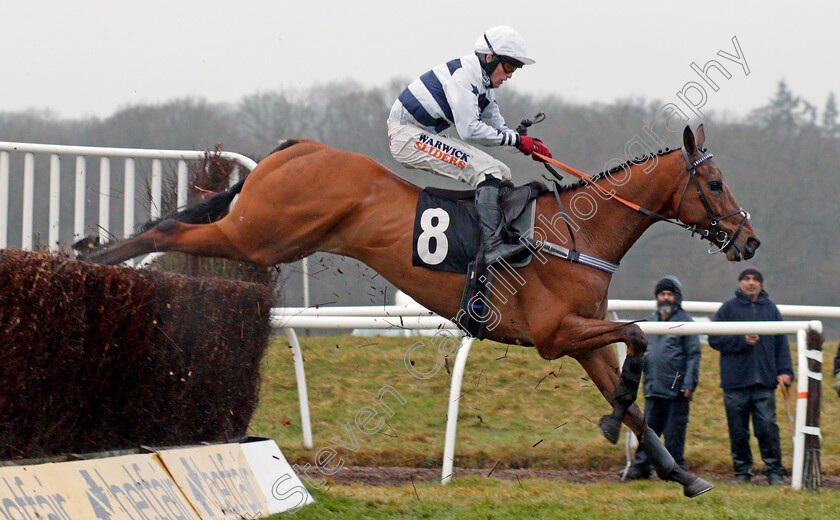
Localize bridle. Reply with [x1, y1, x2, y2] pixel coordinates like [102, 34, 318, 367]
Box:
[517, 113, 752, 257]
[534, 148, 752, 256]
[675, 149, 751, 255]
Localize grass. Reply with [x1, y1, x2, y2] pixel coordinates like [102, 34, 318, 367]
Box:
[248, 334, 839, 517]
[250, 334, 839, 474]
[265, 478, 840, 519]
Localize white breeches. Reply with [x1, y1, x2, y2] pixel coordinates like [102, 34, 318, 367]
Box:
[387, 121, 511, 186]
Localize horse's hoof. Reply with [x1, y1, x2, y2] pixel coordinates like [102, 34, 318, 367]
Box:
[683, 476, 714, 498]
[598, 415, 621, 444]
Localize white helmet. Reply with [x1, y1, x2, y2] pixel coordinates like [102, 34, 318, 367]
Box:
[474, 26, 534, 66]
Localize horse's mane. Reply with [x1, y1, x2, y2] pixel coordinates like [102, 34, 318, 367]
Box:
[555, 147, 682, 193]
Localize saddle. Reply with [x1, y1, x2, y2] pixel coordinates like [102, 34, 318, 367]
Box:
[412, 180, 549, 339]
[423, 180, 546, 230]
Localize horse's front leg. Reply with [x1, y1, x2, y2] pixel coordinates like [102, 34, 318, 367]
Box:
[561, 320, 714, 498]
[571, 347, 648, 437]
[534, 314, 648, 444]
[597, 322, 647, 446]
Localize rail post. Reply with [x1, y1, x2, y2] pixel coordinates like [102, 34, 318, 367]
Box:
[791, 324, 823, 490]
[285, 327, 313, 449]
[441, 336, 475, 485]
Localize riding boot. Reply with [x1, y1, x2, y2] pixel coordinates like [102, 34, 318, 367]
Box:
[640, 428, 714, 498]
[475, 182, 526, 264]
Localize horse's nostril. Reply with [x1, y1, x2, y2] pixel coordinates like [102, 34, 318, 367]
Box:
[742, 237, 760, 259]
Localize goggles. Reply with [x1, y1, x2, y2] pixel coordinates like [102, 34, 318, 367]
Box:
[499, 58, 521, 74]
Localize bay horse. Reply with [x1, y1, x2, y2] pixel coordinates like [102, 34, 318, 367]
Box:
[84, 125, 758, 497]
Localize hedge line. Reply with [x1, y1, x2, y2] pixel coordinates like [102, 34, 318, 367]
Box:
[0, 249, 273, 460]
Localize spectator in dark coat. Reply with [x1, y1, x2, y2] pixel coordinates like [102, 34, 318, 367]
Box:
[834, 345, 840, 397]
[708, 267, 794, 485]
[621, 275, 701, 481]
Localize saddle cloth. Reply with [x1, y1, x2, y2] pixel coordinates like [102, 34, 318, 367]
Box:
[411, 181, 547, 273]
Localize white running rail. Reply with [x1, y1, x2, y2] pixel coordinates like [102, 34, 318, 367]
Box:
[0, 141, 256, 252]
[272, 301, 830, 489]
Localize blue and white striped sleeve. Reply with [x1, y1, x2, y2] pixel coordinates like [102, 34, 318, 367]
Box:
[445, 73, 518, 147]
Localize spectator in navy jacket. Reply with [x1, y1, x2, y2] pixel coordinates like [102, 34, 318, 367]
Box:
[834, 346, 840, 397]
[708, 267, 793, 485]
[621, 276, 701, 481]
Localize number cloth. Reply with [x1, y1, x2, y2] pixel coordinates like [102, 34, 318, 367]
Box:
[412, 190, 480, 272]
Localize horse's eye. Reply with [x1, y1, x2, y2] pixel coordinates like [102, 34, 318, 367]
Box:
[708, 181, 723, 192]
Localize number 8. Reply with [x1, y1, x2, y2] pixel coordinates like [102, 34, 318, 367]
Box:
[417, 208, 450, 265]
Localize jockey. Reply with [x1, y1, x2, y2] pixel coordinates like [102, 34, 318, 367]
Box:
[387, 25, 552, 265]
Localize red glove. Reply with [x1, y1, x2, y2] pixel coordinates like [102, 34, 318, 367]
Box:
[516, 136, 552, 161]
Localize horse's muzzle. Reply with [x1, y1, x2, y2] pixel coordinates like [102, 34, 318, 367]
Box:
[725, 235, 760, 261]
[743, 237, 760, 259]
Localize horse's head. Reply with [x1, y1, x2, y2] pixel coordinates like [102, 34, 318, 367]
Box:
[675, 125, 760, 261]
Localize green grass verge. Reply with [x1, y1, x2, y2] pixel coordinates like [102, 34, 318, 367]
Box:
[250, 334, 839, 475]
[267, 477, 840, 519]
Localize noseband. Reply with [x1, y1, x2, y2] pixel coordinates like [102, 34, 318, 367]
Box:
[676, 150, 751, 255]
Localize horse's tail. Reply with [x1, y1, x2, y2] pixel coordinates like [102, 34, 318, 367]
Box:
[137, 174, 249, 235]
[137, 140, 301, 235]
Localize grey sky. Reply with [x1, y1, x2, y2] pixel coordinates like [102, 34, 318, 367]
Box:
[2, 0, 836, 120]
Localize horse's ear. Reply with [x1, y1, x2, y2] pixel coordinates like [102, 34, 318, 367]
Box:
[683, 126, 697, 155]
[695, 124, 706, 150]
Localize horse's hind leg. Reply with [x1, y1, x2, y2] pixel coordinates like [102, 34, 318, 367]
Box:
[84, 219, 250, 265]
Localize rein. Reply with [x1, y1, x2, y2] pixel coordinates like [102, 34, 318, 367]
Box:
[533, 150, 751, 255]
